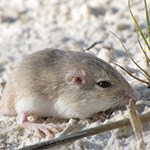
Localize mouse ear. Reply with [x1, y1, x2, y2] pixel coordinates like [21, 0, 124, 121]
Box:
[65, 73, 86, 85]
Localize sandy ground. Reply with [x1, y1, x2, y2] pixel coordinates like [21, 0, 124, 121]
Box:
[0, 0, 150, 149]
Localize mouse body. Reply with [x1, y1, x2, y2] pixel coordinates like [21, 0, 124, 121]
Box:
[0, 48, 138, 135]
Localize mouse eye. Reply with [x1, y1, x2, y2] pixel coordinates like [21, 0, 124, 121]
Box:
[96, 81, 112, 88]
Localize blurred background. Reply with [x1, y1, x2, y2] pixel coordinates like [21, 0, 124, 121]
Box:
[0, 0, 146, 80]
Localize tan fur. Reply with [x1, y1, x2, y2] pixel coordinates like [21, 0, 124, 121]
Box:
[0, 48, 138, 119]
[1, 80, 16, 115]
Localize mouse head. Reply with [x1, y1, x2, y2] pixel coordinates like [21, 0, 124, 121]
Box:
[61, 56, 138, 119]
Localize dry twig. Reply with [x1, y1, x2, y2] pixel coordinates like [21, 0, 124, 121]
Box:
[126, 100, 145, 150]
[83, 41, 102, 52]
[18, 111, 150, 150]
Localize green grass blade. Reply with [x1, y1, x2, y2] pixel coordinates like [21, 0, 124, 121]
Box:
[144, 0, 150, 43]
[128, 0, 150, 51]
[136, 30, 150, 67]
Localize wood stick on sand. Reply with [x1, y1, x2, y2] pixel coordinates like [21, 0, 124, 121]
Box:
[126, 99, 146, 150]
[18, 109, 150, 150]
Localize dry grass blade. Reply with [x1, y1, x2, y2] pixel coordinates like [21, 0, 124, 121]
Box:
[114, 63, 150, 85]
[111, 31, 150, 85]
[126, 100, 145, 150]
[83, 41, 102, 52]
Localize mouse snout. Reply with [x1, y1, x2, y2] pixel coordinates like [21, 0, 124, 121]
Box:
[116, 89, 140, 106]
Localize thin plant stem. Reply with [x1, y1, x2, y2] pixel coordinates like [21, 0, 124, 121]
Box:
[111, 31, 150, 82]
[83, 41, 102, 51]
[144, 0, 150, 43]
[114, 63, 150, 86]
[136, 31, 150, 68]
[128, 0, 150, 51]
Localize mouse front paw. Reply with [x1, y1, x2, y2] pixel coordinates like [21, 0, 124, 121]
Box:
[17, 113, 62, 138]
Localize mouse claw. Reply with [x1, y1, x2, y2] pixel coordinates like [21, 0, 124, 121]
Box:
[28, 123, 61, 138]
[17, 113, 61, 138]
[36, 127, 55, 139]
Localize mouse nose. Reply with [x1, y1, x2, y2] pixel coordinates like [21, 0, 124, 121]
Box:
[116, 89, 140, 105]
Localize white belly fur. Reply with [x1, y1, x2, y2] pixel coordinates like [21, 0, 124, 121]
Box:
[15, 94, 57, 117]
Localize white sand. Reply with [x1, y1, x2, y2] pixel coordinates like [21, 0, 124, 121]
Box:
[0, 0, 150, 149]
